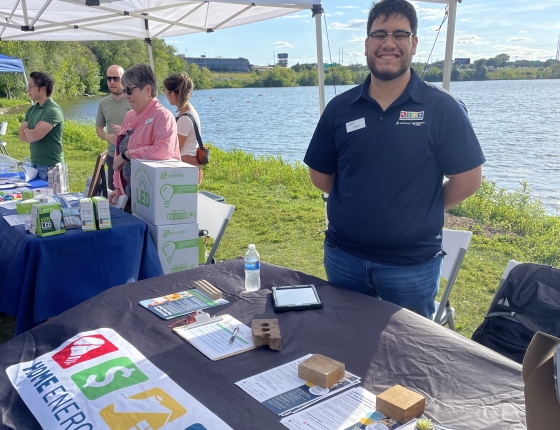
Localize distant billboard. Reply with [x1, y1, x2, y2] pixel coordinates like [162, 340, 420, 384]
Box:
[277, 53, 288, 59]
[454, 58, 471, 65]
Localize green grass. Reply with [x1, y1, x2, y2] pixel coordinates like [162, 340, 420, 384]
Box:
[0, 98, 30, 109]
[1, 116, 559, 343]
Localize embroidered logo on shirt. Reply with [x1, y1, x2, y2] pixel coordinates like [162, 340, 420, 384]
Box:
[145, 118, 154, 124]
[399, 111, 424, 120]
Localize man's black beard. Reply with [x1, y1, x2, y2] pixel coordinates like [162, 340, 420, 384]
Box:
[367, 55, 410, 81]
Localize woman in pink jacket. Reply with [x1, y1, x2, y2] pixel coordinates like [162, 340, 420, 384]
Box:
[109, 64, 180, 212]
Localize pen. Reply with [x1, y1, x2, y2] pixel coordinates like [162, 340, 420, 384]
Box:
[229, 327, 239, 344]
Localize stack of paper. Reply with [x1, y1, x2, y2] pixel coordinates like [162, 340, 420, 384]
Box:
[236, 354, 361, 416]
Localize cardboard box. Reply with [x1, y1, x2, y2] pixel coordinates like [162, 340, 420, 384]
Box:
[79, 198, 97, 231]
[142, 217, 199, 274]
[30, 202, 65, 237]
[131, 159, 198, 226]
[18, 187, 34, 201]
[92, 196, 112, 229]
[16, 199, 39, 214]
[524, 332, 560, 429]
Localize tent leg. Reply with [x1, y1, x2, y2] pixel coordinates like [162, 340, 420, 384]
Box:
[313, 5, 325, 115]
[22, 72, 32, 104]
[146, 40, 154, 71]
[442, 0, 458, 91]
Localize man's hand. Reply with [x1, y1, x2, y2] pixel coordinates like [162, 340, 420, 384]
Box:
[113, 153, 126, 172]
[106, 134, 117, 145]
[443, 166, 483, 211]
[309, 168, 334, 195]
[111, 124, 122, 135]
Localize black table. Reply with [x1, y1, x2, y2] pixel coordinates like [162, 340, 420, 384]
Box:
[0, 260, 526, 429]
[0, 205, 163, 334]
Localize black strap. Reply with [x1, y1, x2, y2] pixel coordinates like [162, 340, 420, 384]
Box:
[176, 112, 205, 150]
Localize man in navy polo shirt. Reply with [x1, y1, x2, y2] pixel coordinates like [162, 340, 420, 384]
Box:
[304, 0, 485, 319]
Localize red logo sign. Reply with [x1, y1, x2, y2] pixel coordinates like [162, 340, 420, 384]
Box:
[52, 335, 118, 369]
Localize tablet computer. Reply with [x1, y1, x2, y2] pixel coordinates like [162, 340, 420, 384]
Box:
[272, 284, 323, 312]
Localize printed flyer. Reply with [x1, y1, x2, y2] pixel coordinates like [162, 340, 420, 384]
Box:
[139, 289, 229, 319]
[6, 328, 232, 430]
[280, 387, 403, 430]
[236, 354, 360, 416]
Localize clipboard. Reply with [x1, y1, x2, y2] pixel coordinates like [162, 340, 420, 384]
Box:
[173, 314, 256, 361]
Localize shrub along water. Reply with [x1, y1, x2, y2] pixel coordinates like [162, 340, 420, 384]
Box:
[0, 116, 558, 342]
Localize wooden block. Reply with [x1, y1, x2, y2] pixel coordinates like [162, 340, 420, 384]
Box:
[194, 280, 223, 300]
[297, 354, 345, 388]
[376, 385, 425, 423]
[251, 319, 282, 350]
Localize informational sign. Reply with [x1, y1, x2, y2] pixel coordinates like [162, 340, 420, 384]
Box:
[7, 328, 232, 430]
[454, 58, 471, 65]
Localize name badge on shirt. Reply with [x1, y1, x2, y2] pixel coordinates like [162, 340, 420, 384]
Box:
[145, 118, 153, 124]
[346, 118, 366, 133]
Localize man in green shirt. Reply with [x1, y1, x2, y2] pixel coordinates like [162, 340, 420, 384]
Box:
[96, 64, 129, 190]
[18, 71, 64, 181]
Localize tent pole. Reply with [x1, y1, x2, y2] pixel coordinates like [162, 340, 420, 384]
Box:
[313, 5, 325, 114]
[442, 0, 458, 90]
[22, 70, 32, 104]
[144, 17, 155, 71]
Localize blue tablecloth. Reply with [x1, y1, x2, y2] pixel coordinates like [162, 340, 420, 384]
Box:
[0, 205, 163, 334]
[0, 172, 48, 190]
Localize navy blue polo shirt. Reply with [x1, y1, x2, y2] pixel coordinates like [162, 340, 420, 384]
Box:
[305, 70, 485, 265]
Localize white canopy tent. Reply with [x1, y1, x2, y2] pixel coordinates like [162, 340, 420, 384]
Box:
[0, 0, 461, 113]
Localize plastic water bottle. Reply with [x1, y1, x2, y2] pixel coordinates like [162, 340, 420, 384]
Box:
[244, 244, 261, 292]
[23, 157, 32, 167]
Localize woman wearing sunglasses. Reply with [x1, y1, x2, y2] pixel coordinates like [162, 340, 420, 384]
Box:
[109, 64, 180, 211]
[163, 73, 203, 185]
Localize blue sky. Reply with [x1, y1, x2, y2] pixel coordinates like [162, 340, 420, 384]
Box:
[166, 0, 560, 66]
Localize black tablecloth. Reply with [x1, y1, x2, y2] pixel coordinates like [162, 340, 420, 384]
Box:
[0, 260, 526, 429]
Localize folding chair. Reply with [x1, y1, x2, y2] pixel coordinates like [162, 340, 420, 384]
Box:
[0, 122, 9, 157]
[197, 193, 235, 265]
[433, 229, 473, 330]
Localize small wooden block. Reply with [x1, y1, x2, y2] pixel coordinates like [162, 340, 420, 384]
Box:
[251, 319, 282, 350]
[376, 385, 425, 423]
[194, 280, 223, 300]
[298, 354, 345, 388]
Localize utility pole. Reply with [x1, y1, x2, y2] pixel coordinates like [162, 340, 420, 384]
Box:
[556, 35, 560, 61]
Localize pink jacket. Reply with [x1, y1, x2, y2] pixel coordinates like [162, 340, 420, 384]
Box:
[113, 98, 180, 196]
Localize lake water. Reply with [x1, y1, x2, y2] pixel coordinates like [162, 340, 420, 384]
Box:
[34, 79, 560, 212]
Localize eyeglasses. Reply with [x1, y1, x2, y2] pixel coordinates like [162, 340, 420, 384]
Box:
[368, 30, 414, 46]
[124, 86, 138, 96]
[27, 85, 40, 89]
[106, 76, 121, 82]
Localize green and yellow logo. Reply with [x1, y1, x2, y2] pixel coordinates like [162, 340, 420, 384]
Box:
[71, 357, 148, 400]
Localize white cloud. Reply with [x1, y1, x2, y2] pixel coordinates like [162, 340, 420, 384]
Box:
[411, 2, 446, 21]
[456, 35, 489, 45]
[519, 30, 527, 33]
[329, 19, 367, 31]
[336, 5, 358, 8]
[425, 25, 441, 32]
[507, 37, 534, 42]
[272, 41, 295, 49]
[349, 36, 365, 43]
[459, 17, 471, 22]
[490, 44, 555, 61]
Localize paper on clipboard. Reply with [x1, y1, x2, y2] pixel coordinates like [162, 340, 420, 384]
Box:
[174, 314, 255, 361]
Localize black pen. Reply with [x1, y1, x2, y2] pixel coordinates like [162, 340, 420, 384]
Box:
[229, 327, 239, 344]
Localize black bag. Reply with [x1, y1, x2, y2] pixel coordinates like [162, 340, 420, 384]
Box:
[177, 112, 209, 166]
[472, 263, 560, 363]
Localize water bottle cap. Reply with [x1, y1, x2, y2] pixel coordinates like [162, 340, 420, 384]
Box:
[248, 244, 255, 250]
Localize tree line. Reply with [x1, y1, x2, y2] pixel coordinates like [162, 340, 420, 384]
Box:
[0, 40, 184, 99]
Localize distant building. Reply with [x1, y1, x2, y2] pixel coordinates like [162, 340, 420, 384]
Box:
[253, 65, 274, 72]
[184, 56, 250, 72]
[277, 53, 288, 67]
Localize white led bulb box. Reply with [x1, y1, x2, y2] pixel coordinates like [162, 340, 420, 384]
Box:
[131, 159, 198, 226]
[91, 196, 112, 229]
[143, 218, 199, 274]
[30, 202, 65, 237]
[79, 198, 96, 232]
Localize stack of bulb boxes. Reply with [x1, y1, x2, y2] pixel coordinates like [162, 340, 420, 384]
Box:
[131, 159, 199, 274]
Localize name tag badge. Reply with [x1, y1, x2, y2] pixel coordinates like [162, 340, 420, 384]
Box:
[145, 118, 153, 124]
[346, 118, 366, 133]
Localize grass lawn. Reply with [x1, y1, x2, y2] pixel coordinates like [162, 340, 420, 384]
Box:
[1, 114, 559, 344]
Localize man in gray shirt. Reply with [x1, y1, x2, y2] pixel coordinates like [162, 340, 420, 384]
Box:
[96, 64, 129, 190]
